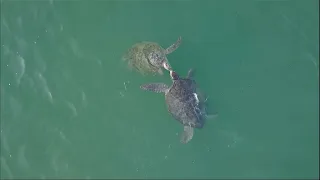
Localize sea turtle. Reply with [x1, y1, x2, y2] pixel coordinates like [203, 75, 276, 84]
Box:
[140, 69, 216, 143]
[123, 36, 182, 75]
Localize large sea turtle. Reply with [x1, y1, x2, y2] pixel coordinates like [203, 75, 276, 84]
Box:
[123, 36, 182, 75]
[140, 69, 216, 143]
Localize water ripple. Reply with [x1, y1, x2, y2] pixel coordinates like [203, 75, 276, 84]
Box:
[1, 131, 11, 155]
[2, 45, 26, 86]
[15, 55, 25, 85]
[65, 101, 78, 118]
[34, 72, 53, 103]
[17, 144, 30, 171]
[81, 90, 88, 108]
[1, 156, 13, 179]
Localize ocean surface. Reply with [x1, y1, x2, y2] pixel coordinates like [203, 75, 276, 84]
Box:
[1, 0, 319, 179]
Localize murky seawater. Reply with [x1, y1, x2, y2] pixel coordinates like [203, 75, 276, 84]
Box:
[1, 0, 318, 179]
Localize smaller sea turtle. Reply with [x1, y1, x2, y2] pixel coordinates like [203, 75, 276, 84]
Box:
[123, 37, 182, 75]
[140, 69, 216, 143]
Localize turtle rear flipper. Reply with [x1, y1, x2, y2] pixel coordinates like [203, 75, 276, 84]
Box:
[140, 83, 169, 93]
[180, 126, 194, 144]
[165, 36, 182, 54]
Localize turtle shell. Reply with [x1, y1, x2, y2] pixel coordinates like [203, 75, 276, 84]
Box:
[164, 78, 203, 129]
[123, 41, 166, 75]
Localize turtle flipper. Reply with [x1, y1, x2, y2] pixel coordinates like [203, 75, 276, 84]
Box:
[140, 83, 169, 93]
[165, 36, 182, 54]
[180, 126, 194, 144]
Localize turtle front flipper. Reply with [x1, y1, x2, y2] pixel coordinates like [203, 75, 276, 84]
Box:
[165, 36, 182, 54]
[180, 126, 194, 144]
[140, 83, 169, 93]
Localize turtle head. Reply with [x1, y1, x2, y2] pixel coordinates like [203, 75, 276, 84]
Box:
[148, 51, 167, 68]
[170, 70, 180, 80]
[162, 60, 172, 71]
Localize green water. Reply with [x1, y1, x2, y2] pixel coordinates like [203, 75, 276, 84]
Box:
[1, 0, 319, 179]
